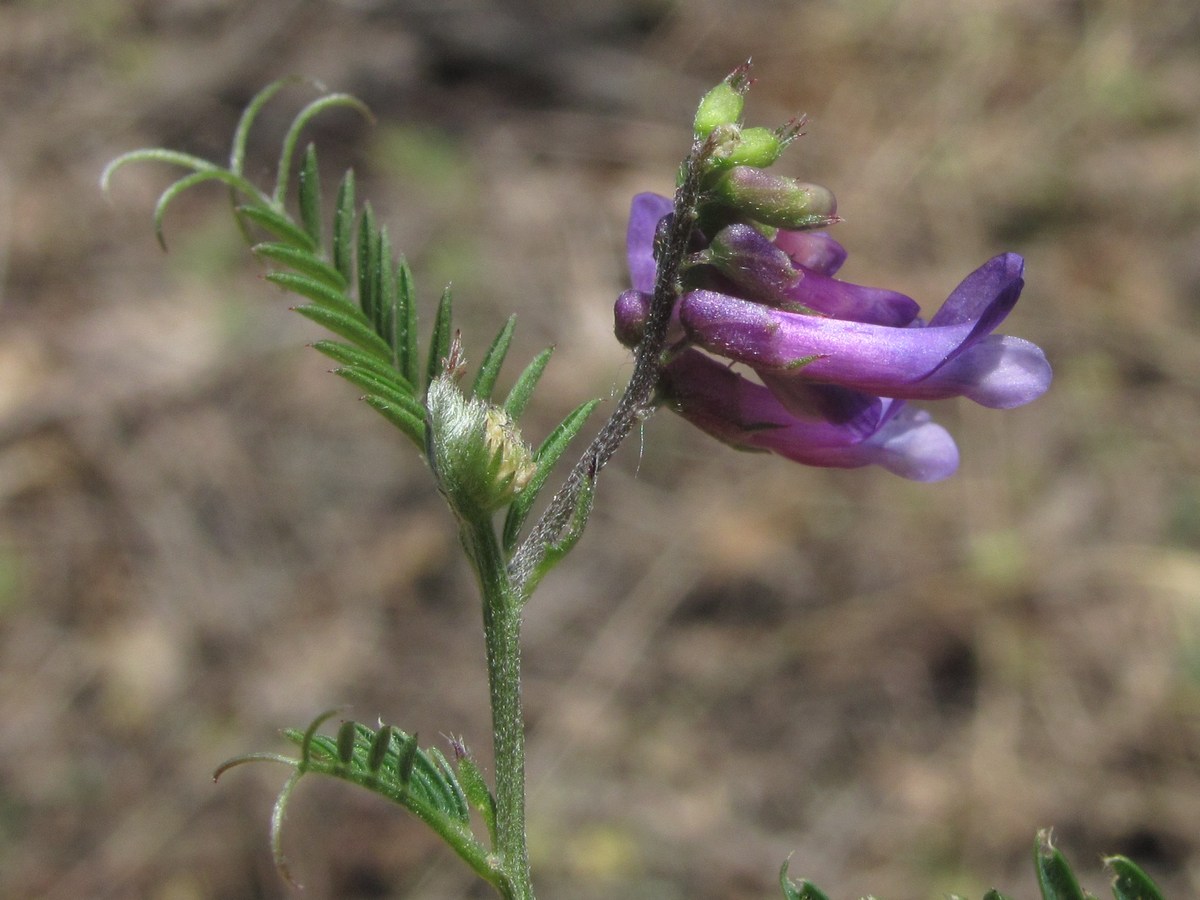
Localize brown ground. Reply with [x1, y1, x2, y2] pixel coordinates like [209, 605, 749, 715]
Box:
[2, 1, 1199, 898]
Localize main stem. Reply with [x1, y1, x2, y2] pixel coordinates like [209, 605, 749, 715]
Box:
[463, 517, 533, 900]
[459, 133, 717, 900]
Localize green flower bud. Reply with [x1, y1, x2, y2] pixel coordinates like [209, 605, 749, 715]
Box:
[427, 374, 536, 520]
[709, 166, 838, 230]
[708, 125, 784, 170]
[694, 81, 745, 138]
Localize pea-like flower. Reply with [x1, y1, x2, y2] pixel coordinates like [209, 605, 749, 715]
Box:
[615, 193, 1052, 481]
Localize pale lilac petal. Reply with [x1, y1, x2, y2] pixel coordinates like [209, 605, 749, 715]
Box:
[922, 335, 1052, 408]
[853, 405, 960, 481]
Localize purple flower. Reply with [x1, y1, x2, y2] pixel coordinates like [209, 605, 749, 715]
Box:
[663, 349, 960, 481]
[680, 252, 1050, 410]
[615, 193, 1052, 480]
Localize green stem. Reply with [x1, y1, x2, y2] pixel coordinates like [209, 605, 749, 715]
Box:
[463, 517, 534, 900]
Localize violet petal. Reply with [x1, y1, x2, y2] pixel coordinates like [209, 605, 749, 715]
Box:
[627, 193, 674, 294]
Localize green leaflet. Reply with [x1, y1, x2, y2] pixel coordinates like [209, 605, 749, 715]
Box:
[502, 398, 600, 554]
[779, 859, 831, 900]
[238, 203, 318, 251]
[503, 346, 553, 421]
[425, 286, 454, 389]
[361, 396, 426, 445]
[357, 203, 382, 328]
[472, 315, 517, 401]
[1107, 856, 1166, 900]
[292, 303, 395, 362]
[254, 242, 348, 290]
[265, 271, 355, 311]
[297, 144, 324, 251]
[332, 170, 357, 284]
[395, 259, 420, 391]
[311, 340, 415, 395]
[1036, 830, 1090, 900]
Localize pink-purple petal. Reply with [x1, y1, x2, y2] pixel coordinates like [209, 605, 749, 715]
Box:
[770, 230, 847, 275]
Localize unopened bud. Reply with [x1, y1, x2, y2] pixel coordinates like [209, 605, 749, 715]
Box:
[427, 374, 536, 519]
[710, 166, 838, 231]
[694, 81, 745, 138]
[703, 224, 801, 298]
[614, 289, 652, 347]
[707, 125, 784, 170]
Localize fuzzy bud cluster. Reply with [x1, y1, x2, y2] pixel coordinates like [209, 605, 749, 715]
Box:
[426, 369, 536, 520]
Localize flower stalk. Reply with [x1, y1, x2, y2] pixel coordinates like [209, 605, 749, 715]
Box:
[507, 132, 713, 595]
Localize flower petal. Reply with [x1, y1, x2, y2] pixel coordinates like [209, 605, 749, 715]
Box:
[928, 253, 1024, 363]
[679, 250, 1041, 406]
[922, 334, 1052, 408]
[661, 350, 959, 480]
[849, 405, 960, 481]
[782, 266, 920, 326]
[680, 288, 974, 393]
[770, 230, 847, 275]
[627, 193, 674, 294]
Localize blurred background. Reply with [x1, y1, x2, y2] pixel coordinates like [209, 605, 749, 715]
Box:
[2, 0, 1199, 897]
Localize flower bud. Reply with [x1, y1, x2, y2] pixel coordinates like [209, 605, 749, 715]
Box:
[426, 374, 536, 519]
[703, 224, 801, 298]
[694, 81, 745, 138]
[710, 166, 838, 230]
[614, 289, 652, 347]
[708, 125, 784, 170]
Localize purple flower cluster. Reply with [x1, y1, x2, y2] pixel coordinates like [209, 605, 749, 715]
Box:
[615, 192, 1051, 481]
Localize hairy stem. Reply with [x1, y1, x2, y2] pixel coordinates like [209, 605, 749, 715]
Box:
[507, 136, 713, 595]
[463, 517, 533, 900]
